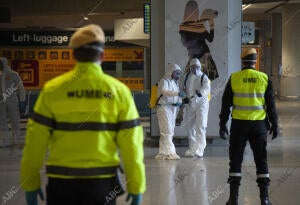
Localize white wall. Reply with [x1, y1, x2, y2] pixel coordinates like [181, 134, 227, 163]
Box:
[281, 4, 300, 97]
[150, 0, 166, 136]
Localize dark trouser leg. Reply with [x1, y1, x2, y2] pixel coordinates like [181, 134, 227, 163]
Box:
[227, 132, 247, 205]
[6, 99, 20, 145]
[47, 177, 118, 205]
[0, 102, 9, 146]
[249, 133, 272, 205]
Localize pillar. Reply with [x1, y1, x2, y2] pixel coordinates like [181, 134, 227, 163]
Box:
[281, 4, 300, 98]
[151, 0, 242, 137]
[271, 13, 282, 96]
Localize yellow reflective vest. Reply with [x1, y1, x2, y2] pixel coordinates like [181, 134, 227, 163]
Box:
[231, 69, 268, 120]
[21, 62, 146, 194]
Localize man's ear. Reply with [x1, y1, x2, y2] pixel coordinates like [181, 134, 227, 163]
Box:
[99, 52, 104, 61]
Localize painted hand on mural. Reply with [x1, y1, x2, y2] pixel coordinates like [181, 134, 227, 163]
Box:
[179, 0, 219, 81]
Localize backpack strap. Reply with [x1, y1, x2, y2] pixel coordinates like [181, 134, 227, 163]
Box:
[156, 77, 170, 106]
[155, 94, 163, 106]
[201, 73, 204, 87]
[183, 72, 190, 91]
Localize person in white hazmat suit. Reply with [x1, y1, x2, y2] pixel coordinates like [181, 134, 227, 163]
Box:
[0, 57, 26, 147]
[181, 58, 210, 157]
[155, 63, 185, 160]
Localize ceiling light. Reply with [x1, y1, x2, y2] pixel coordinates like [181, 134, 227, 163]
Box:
[83, 16, 89, 21]
[242, 4, 252, 11]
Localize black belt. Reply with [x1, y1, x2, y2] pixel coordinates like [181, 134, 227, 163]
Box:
[46, 165, 118, 176]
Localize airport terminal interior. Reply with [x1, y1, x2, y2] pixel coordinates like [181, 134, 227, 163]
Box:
[1, 0, 300, 205]
[1, 101, 300, 204]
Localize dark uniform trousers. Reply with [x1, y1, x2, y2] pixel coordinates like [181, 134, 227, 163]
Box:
[228, 119, 270, 186]
[47, 177, 123, 205]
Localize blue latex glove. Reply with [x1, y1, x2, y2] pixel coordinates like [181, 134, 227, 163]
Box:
[178, 91, 186, 98]
[174, 102, 182, 107]
[25, 188, 44, 205]
[126, 193, 142, 205]
[20, 101, 26, 113]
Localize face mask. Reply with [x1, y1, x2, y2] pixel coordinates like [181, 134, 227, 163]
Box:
[171, 70, 182, 81]
[190, 65, 201, 76]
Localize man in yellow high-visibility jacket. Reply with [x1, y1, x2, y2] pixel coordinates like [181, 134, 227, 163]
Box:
[219, 48, 278, 205]
[20, 24, 146, 205]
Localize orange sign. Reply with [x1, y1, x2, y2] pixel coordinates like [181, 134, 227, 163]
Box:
[103, 48, 144, 61]
[0, 48, 144, 90]
[1, 49, 76, 90]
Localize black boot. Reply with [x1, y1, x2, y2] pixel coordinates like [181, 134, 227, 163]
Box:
[226, 183, 239, 205]
[225, 176, 241, 205]
[257, 177, 272, 205]
[259, 185, 272, 205]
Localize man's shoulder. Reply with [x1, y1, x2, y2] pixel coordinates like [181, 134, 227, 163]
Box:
[42, 69, 132, 99]
[202, 73, 210, 80]
[43, 71, 73, 90]
[162, 76, 171, 81]
[248, 69, 269, 80]
[6, 69, 19, 76]
[103, 74, 131, 90]
[256, 70, 268, 77]
[159, 76, 171, 84]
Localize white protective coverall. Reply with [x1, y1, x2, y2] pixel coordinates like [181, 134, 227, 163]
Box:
[182, 58, 210, 157]
[155, 64, 182, 160]
[0, 57, 25, 147]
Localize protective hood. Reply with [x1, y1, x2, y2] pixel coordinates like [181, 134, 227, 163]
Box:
[0, 57, 9, 72]
[189, 58, 202, 76]
[165, 63, 181, 79]
[0, 57, 26, 102]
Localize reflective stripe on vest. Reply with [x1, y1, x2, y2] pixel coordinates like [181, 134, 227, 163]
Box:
[233, 105, 264, 110]
[231, 69, 268, 120]
[46, 165, 118, 176]
[234, 93, 265, 98]
[31, 112, 141, 131]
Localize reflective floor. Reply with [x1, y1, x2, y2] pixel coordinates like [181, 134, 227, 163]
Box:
[0, 100, 299, 205]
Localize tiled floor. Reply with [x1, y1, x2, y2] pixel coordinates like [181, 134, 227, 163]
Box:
[0, 100, 299, 205]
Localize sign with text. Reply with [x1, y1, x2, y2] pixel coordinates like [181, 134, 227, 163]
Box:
[0, 30, 135, 47]
[103, 48, 144, 61]
[0, 30, 73, 46]
[242, 21, 255, 44]
[0, 48, 144, 89]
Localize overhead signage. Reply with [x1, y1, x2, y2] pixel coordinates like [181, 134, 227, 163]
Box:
[0, 31, 73, 46]
[242, 21, 255, 44]
[0, 30, 136, 47]
[114, 18, 149, 41]
[104, 48, 143, 62]
[0, 48, 144, 90]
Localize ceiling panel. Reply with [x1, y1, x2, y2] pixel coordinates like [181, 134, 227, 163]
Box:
[0, 0, 300, 29]
[243, 0, 300, 14]
[0, 0, 149, 29]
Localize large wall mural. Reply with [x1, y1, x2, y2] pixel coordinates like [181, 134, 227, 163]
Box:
[164, 0, 232, 136]
[179, 0, 219, 81]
